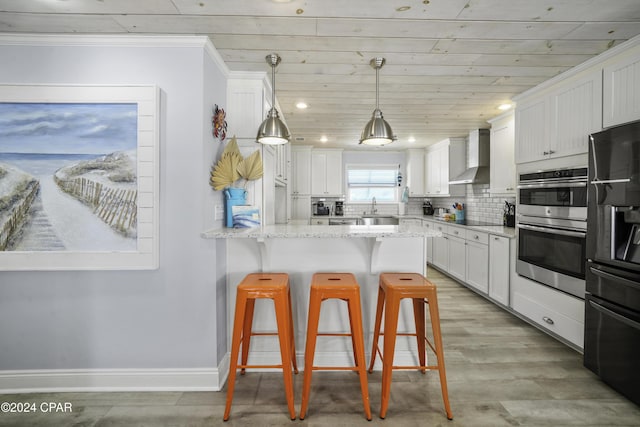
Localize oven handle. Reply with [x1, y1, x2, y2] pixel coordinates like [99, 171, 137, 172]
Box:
[589, 266, 640, 291]
[517, 182, 587, 189]
[590, 178, 631, 185]
[517, 223, 586, 238]
[588, 300, 640, 331]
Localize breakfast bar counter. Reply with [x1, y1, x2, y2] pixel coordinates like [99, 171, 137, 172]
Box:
[202, 224, 440, 372]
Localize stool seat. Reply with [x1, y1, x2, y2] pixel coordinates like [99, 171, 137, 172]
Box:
[368, 272, 452, 420]
[224, 273, 298, 421]
[299, 273, 371, 421]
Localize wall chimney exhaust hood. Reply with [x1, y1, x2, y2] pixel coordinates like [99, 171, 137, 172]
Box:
[449, 129, 490, 185]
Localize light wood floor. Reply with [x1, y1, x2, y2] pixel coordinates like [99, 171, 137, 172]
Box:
[1, 269, 639, 426]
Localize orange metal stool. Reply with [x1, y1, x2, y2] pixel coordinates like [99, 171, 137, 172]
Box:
[223, 273, 298, 421]
[299, 273, 372, 421]
[368, 272, 453, 420]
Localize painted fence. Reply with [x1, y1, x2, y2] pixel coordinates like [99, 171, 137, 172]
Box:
[55, 176, 137, 237]
[0, 180, 40, 250]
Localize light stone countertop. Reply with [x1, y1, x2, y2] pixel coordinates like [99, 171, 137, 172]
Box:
[398, 215, 517, 239]
[202, 223, 441, 239]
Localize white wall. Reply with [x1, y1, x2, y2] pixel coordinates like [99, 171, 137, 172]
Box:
[0, 35, 228, 388]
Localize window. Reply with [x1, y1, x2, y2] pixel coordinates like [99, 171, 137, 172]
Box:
[346, 165, 399, 202]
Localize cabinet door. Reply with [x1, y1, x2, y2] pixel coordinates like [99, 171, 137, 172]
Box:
[431, 223, 448, 270]
[291, 147, 311, 195]
[406, 149, 425, 196]
[226, 79, 265, 140]
[489, 113, 516, 194]
[311, 151, 327, 195]
[489, 235, 510, 306]
[291, 195, 311, 223]
[423, 221, 434, 264]
[466, 240, 489, 293]
[324, 150, 343, 195]
[550, 70, 602, 158]
[438, 145, 450, 195]
[425, 145, 445, 196]
[603, 50, 640, 128]
[447, 235, 466, 282]
[515, 98, 548, 164]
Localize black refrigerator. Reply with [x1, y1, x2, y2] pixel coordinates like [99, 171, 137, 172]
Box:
[585, 120, 640, 406]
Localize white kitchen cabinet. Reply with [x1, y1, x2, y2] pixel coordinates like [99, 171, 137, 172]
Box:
[406, 149, 425, 196]
[431, 222, 448, 271]
[489, 235, 510, 306]
[602, 45, 640, 128]
[424, 138, 465, 197]
[399, 218, 422, 226]
[291, 146, 312, 195]
[488, 111, 516, 194]
[291, 195, 311, 223]
[465, 230, 489, 294]
[311, 149, 343, 196]
[423, 221, 434, 264]
[447, 226, 466, 282]
[275, 143, 290, 186]
[311, 217, 329, 225]
[226, 78, 266, 140]
[511, 276, 584, 349]
[515, 69, 601, 163]
[515, 96, 548, 164]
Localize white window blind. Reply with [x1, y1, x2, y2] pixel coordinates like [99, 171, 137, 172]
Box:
[346, 165, 398, 202]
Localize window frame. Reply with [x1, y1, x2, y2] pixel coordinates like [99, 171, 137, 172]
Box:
[344, 163, 400, 203]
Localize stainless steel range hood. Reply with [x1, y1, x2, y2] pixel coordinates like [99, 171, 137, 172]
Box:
[449, 129, 490, 185]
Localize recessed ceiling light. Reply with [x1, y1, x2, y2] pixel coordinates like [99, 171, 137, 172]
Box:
[320, 136, 328, 143]
[498, 103, 512, 111]
[296, 102, 308, 109]
[408, 136, 416, 143]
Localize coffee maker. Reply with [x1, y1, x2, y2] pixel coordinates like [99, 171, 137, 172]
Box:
[335, 201, 344, 216]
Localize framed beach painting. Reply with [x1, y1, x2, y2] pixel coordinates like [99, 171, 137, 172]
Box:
[0, 85, 159, 270]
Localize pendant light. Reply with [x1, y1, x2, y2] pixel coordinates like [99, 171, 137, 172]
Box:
[256, 53, 291, 145]
[360, 57, 396, 146]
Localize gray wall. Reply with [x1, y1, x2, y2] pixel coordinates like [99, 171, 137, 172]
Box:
[0, 38, 226, 370]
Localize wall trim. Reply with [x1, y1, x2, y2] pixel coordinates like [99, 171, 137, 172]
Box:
[0, 367, 225, 394]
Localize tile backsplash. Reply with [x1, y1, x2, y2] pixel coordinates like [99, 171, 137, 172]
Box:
[311, 185, 515, 224]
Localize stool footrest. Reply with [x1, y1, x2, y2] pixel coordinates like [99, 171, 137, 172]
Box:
[236, 364, 285, 370]
[310, 366, 360, 371]
[316, 332, 352, 337]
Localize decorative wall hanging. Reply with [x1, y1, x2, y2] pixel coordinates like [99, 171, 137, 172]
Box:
[212, 104, 227, 141]
[0, 84, 160, 270]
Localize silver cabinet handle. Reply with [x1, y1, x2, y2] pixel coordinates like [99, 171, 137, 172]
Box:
[549, 150, 555, 154]
[474, 235, 479, 240]
[542, 316, 554, 325]
[543, 151, 549, 155]
[590, 178, 631, 185]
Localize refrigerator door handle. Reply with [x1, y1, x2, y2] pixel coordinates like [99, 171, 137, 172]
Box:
[589, 266, 640, 291]
[588, 299, 640, 332]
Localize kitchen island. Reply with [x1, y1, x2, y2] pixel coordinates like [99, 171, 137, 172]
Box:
[202, 223, 440, 374]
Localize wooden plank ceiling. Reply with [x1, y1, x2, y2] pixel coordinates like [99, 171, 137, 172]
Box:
[1, 0, 640, 149]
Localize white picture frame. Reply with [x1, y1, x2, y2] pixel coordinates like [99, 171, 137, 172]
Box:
[0, 84, 160, 270]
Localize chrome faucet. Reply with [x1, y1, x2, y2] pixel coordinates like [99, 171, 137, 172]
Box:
[370, 197, 377, 214]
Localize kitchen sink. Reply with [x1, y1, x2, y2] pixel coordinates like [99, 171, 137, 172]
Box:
[360, 216, 399, 225]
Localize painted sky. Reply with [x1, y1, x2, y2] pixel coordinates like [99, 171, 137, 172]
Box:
[0, 103, 137, 154]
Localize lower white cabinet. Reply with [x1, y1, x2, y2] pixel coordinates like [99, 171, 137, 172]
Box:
[311, 217, 329, 225]
[447, 234, 466, 282]
[431, 223, 448, 271]
[291, 195, 311, 224]
[511, 278, 584, 349]
[465, 230, 489, 293]
[423, 221, 434, 264]
[489, 235, 510, 305]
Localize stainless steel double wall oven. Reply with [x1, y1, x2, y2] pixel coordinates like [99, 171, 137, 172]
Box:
[516, 167, 588, 299]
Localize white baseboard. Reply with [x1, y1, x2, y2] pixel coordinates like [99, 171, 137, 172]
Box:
[0, 364, 227, 394]
[0, 350, 424, 394]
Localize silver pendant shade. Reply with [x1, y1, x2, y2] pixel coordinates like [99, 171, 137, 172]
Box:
[360, 57, 396, 146]
[256, 53, 291, 145]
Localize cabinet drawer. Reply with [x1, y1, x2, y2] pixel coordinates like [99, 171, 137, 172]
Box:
[465, 229, 489, 245]
[433, 223, 447, 234]
[512, 292, 584, 348]
[446, 225, 464, 238]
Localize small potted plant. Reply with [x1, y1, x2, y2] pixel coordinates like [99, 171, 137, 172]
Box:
[210, 136, 264, 227]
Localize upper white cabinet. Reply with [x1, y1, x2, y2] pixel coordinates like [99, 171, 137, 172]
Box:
[602, 44, 640, 128]
[488, 111, 516, 194]
[226, 76, 266, 140]
[406, 149, 425, 196]
[424, 138, 465, 197]
[291, 146, 312, 195]
[275, 144, 290, 186]
[515, 69, 602, 163]
[311, 149, 343, 196]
